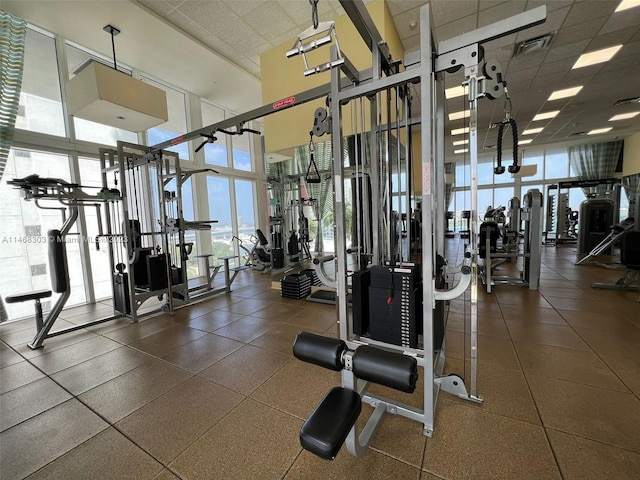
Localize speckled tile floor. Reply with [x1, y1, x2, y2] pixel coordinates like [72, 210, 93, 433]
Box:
[1, 239, 639, 479]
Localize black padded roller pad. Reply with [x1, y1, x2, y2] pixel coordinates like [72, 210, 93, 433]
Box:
[5, 290, 52, 303]
[293, 332, 347, 371]
[352, 345, 418, 393]
[48, 230, 68, 294]
[300, 387, 362, 460]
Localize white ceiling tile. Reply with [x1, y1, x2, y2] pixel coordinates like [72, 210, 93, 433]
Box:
[601, 53, 640, 72]
[224, 0, 266, 17]
[386, 0, 428, 17]
[525, 0, 573, 12]
[483, 46, 513, 66]
[515, 5, 569, 42]
[435, 14, 478, 42]
[536, 57, 575, 76]
[599, 5, 640, 34]
[478, 1, 526, 28]
[179, 1, 238, 33]
[616, 40, 640, 58]
[588, 26, 639, 51]
[403, 34, 421, 54]
[270, 27, 300, 47]
[562, 0, 617, 28]
[506, 49, 546, 72]
[202, 34, 243, 60]
[530, 71, 565, 89]
[139, 0, 176, 16]
[216, 18, 269, 52]
[166, 10, 214, 39]
[430, 0, 477, 26]
[281, 0, 332, 26]
[551, 16, 608, 47]
[393, 7, 423, 40]
[243, 3, 296, 41]
[478, 0, 511, 11]
[544, 39, 588, 63]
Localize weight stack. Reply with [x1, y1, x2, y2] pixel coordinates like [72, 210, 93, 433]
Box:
[368, 265, 419, 348]
[281, 273, 312, 299]
[300, 269, 322, 286]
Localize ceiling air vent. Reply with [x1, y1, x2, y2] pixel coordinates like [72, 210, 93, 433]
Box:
[569, 132, 586, 137]
[613, 96, 640, 106]
[513, 32, 556, 58]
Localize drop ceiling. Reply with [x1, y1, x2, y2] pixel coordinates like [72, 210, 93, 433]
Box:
[5, 0, 640, 159]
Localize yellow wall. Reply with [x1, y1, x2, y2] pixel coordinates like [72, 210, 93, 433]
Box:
[261, 0, 404, 154]
[623, 130, 640, 176]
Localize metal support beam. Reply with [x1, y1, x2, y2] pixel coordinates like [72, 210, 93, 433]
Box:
[339, 0, 394, 76]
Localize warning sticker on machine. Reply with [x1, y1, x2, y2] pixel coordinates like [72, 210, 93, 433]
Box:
[273, 96, 296, 110]
[423, 163, 431, 194]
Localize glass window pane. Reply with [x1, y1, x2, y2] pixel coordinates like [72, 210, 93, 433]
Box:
[201, 102, 227, 167]
[494, 187, 514, 209]
[15, 28, 65, 137]
[477, 188, 493, 215]
[569, 189, 586, 213]
[206, 176, 234, 263]
[454, 190, 470, 231]
[144, 77, 189, 160]
[544, 149, 569, 179]
[455, 164, 470, 188]
[232, 130, 252, 171]
[478, 161, 493, 185]
[78, 156, 113, 300]
[235, 180, 256, 242]
[0, 149, 86, 320]
[492, 154, 512, 184]
[521, 151, 544, 181]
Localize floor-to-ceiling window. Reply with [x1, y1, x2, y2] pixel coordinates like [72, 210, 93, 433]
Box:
[2, 21, 262, 322]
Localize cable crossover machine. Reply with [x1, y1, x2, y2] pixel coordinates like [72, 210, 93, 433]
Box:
[279, 0, 548, 460]
[141, 0, 548, 459]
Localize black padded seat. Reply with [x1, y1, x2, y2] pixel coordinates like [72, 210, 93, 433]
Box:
[5, 290, 52, 303]
[300, 387, 361, 460]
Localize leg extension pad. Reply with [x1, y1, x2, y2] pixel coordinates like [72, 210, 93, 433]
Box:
[300, 387, 362, 460]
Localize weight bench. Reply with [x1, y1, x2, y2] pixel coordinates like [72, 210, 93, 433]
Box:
[293, 331, 418, 460]
[5, 229, 70, 349]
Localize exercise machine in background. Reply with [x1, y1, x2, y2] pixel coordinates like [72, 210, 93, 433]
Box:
[5, 175, 120, 349]
[479, 189, 543, 293]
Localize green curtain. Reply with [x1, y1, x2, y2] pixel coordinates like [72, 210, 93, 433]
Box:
[568, 141, 623, 196]
[0, 10, 27, 182]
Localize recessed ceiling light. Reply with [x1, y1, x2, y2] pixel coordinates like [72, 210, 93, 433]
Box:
[609, 112, 640, 121]
[572, 45, 622, 69]
[532, 110, 560, 121]
[519, 139, 533, 145]
[445, 86, 466, 99]
[448, 110, 470, 121]
[522, 127, 544, 135]
[451, 127, 469, 135]
[548, 86, 583, 101]
[588, 127, 613, 135]
[454, 148, 469, 154]
[453, 139, 469, 146]
[615, 0, 640, 12]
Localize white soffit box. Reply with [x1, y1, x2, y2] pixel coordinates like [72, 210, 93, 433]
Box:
[66, 61, 168, 132]
[511, 165, 538, 178]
